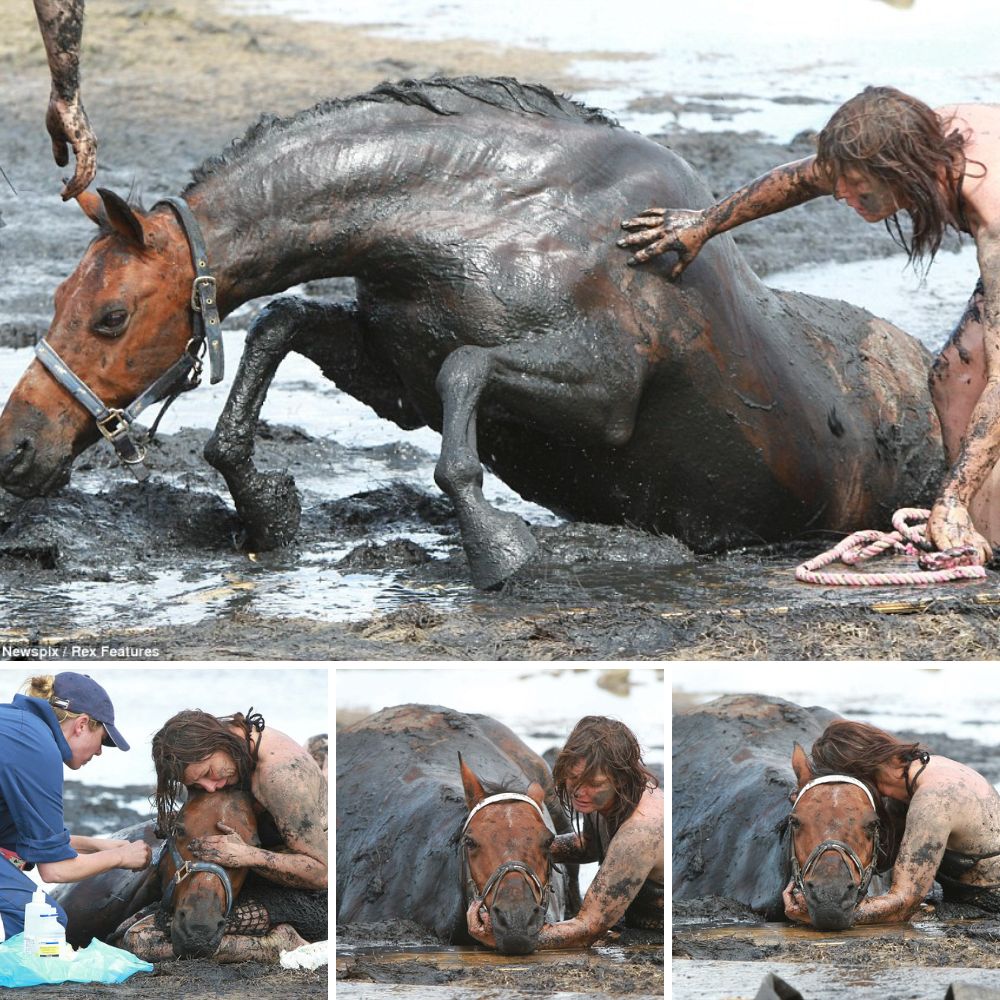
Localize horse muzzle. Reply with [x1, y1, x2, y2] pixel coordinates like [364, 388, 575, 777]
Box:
[170, 907, 227, 959]
[0, 436, 72, 498]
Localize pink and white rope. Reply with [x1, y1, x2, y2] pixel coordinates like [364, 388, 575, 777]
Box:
[795, 508, 988, 587]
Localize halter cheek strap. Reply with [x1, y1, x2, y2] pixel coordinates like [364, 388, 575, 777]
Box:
[33, 195, 224, 480]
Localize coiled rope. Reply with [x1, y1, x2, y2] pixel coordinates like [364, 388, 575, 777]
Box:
[795, 508, 988, 586]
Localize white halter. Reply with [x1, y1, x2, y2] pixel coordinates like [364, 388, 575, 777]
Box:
[793, 774, 877, 812]
[461, 793, 552, 835]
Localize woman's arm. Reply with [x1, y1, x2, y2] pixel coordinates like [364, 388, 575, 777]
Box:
[549, 829, 601, 865]
[190, 754, 328, 890]
[69, 834, 131, 854]
[38, 840, 151, 882]
[618, 156, 832, 277]
[928, 229, 1000, 563]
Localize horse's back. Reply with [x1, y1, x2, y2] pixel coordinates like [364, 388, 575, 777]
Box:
[336, 704, 559, 938]
[673, 694, 838, 916]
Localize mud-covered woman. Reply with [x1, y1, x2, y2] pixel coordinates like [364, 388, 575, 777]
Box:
[121, 707, 327, 961]
[783, 719, 1000, 924]
[0, 673, 151, 938]
[619, 86, 1000, 565]
[466, 716, 663, 948]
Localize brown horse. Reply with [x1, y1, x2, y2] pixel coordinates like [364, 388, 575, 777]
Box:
[159, 788, 259, 958]
[0, 77, 943, 589]
[788, 743, 881, 930]
[459, 754, 555, 954]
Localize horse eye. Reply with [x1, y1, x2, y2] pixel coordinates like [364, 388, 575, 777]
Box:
[463, 835, 478, 850]
[94, 309, 130, 337]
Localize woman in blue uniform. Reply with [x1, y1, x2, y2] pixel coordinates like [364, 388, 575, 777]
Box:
[0, 672, 151, 938]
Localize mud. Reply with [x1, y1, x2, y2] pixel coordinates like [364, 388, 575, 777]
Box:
[1, 0, 995, 660]
[337, 919, 663, 996]
[14, 958, 326, 1000]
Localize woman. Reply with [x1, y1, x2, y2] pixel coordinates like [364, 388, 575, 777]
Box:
[783, 719, 1000, 924]
[123, 707, 327, 961]
[466, 715, 663, 949]
[619, 85, 1000, 564]
[0, 672, 151, 938]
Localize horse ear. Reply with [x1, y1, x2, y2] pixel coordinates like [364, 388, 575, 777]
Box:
[97, 187, 147, 248]
[791, 742, 814, 789]
[458, 752, 486, 809]
[76, 190, 106, 227]
[525, 781, 545, 809]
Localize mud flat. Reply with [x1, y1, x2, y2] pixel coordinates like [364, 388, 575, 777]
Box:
[673, 958, 1000, 1000]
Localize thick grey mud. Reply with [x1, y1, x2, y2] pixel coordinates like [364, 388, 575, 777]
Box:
[337, 920, 663, 997]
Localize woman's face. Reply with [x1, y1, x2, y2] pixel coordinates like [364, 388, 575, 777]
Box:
[565, 761, 617, 815]
[833, 167, 903, 222]
[63, 716, 105, 770]
[182, 750, 238, 792]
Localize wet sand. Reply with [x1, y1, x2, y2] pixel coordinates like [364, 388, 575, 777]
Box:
[1, 0, 996, 661]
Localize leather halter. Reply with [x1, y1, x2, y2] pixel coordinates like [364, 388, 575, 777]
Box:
[161, 834, 234, 918]
[33, 195, 224, 480]
[789, 774, 880, 902]
[461, 793, 554, 910]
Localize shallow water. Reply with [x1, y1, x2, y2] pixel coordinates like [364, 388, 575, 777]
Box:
[229, 0, 1000, 140]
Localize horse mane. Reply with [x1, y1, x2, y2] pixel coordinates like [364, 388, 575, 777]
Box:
[186, 76, 619, 191]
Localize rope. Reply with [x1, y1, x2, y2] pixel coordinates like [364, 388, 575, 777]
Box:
[795, 508, 988, 586]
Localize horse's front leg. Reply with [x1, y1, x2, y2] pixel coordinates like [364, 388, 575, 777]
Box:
[434, 345, 539, 589]
[204, 297, 306, 550]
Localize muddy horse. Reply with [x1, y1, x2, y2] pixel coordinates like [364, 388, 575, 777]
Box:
[0, 77, 944, 588]
[673, 694, 903, 928]
[336, 704, 579, 954]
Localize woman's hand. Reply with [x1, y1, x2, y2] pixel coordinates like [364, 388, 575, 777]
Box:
[927, 499, 993, 564]
[617, 207, 711, 278]
[45, 92, 96, 200]
[465, 899, 497, 948]
[782, 879, 813, 925]
[188, 822, 254, 868]
[116, 840, 153, 871]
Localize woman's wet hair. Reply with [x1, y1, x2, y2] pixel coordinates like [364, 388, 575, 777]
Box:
[552, 716, 658, 830]
[152, 708, 265, 837]
[811, 719, 927, 789]
[21, 675, 102, 733]
[815, 85, 979, 268]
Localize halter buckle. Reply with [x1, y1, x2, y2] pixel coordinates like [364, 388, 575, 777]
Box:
[97, 409, 129, 443]
[191, 275, 217, 313]
[173, 859, 194, 885]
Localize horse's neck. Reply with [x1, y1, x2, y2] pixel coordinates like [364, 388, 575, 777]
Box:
[186, 107, 465, 313]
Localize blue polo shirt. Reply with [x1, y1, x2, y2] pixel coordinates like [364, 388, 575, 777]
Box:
[0, 695, 77, 864]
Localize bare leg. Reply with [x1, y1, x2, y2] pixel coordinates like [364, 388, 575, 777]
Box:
[205, 296, 423, 550]
[928, 285, 1000, 546]
[122, 913, 306, 963]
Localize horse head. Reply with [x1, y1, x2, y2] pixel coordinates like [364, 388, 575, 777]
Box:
[160, 787, 259, 958]
[788, 743, 880, 930]
[0, 189, 207, 497]
[459, 753, 554, 955]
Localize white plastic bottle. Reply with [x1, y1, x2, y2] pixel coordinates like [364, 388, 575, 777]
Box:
[23, 888, 65, 958]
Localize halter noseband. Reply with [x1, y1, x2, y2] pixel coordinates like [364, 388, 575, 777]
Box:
[461, 793, 554, 911]
[161, 834, 234, 917]
[33, 195, 224, 480]
[789, 774, 880, 903]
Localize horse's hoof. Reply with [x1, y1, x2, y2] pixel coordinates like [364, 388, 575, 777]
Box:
[236, 471, 302, 550]
[463, 510, 538, 590]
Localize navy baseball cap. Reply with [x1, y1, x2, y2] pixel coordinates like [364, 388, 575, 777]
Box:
[51, 672, 130, 751]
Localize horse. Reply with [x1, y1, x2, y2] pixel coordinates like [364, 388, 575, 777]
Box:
[158, 787, 259, 958]
[0, 76, 945, 589]
[336, 704, 578, 954]
[50, 788, 258, 956]
[673, 694, 894, 929]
